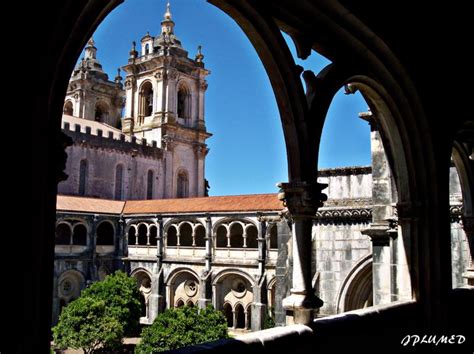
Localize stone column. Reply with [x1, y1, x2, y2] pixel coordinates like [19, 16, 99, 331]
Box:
[204, 215, 212, 273]
[114, 217, 125, 271]
[89, 215, 99, 281]
[51, 269, 60, 326]
[462, 216, 474, 285]
[361, 111, 401, 303]
[362, 223, 395, 305]
[278, 181, 326, 325]
[149, 216, 165, 322]
[252, 217, 268, 330]
[257, 217, 267, 276]
[122, 78, 135, 134]
[197, 81, 207, 130]
[198, 215, 213, 309]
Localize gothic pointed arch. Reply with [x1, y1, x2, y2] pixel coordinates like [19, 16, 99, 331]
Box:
[336, 255, 373, 313]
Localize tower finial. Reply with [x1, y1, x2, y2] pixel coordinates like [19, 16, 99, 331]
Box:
[195, 45, 204, 67]
[87, 37, 95, 47]
[164, 0, 172, 20]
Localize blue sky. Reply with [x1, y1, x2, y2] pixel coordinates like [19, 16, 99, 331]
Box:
[86, 0, 370, 196]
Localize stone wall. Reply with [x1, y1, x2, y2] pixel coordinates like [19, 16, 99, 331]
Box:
[58, 127, 164, 200]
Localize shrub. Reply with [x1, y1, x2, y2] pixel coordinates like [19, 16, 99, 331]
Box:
[52, 296, 123, 353]
[81, 270, 142, 336]
[135, 305, 229, 353]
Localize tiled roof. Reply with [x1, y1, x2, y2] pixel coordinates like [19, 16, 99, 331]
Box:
[56, 195, 125, 214]
[56, 194, 283, 215]
[123, 194, 283, 214]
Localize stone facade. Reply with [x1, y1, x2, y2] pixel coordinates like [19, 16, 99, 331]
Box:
[52, 165, 471, 329]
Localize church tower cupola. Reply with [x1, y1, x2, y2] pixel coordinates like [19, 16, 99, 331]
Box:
[162, 1, 174, 34]
[84, 38, 97, 60]
[63, 38, 124, 127]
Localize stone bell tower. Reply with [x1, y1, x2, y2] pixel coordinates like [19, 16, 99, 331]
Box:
[121, 1, 211, 198]
[64, 38, 124, 128]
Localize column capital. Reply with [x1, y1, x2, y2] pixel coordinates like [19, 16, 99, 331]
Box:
[277, 181, 327, 218]
[362, 222, 396, 246]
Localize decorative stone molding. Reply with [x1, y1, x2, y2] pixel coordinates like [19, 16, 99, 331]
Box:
[450, 204, 464, 223]
[361, 222, 396, 246]
[193, 144, 209, 159]
[199, 81, 208, 91]
[317, 166, 372, 177]
[277, 181, 327, 218]
[124, 78, 135, 89]
[161, 135, 176, 151]
[167, 69, 178, 80]
[315, 207, 372, 224]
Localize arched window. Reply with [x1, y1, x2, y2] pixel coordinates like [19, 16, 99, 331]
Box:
[216, 225, 227, 248]
[246, 225, 258, 248]
[269, 223, 278, 249]
[63, 101, 73, 116]
[176, 299, 184, 308]
[139, 81, 153, 119]
[145, 43, 150, 55]
[230, 224, 244, 248]
[186, 300, 195, 307]
[177, 171, 189, 198]
[96, 222, 114, 246]
[167, 227, 178, 247]
[180, 223, 193, 247]
[137, 224, 148, 246]
[194, 225, 206, 247]
[223, 303, 233, 328]
[72, 224, 87, 245]
[94, 101, 109, 122]
[56, 223, 71, 245]
[78, 159, 88, 196]
[149, 225, 158, 246]
[177, 84, 190, 120]
[146, 170, 154, 200]
[115, 164, 123, 200]
[235, 304, 245, 329]
[128, 227, 136, 246]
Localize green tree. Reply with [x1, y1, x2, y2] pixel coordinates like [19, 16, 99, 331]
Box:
[81, 270, 142, 336]
[136, 305, 229, 353]
[264, 307, 276, 329]
[52, 296, 123, 353]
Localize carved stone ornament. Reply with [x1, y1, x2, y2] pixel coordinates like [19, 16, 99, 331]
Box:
[154, 71, 163, 80]
[200, 81, 208, 91]
[167, 69, 178, 80]
[277, 181, 328, 218]
[124, 78, 134, 89]
[161, 135, 176, 151]
[184, 280, 198, 297]
[193, 145, 209, 158]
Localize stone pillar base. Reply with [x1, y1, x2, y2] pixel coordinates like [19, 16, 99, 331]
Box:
[251, 302, 267, 331]
[462, 268, 474, 286]
[198, 298, 212, 309]
[282, 293, 323, 325]
[148, 294, 164, 323]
